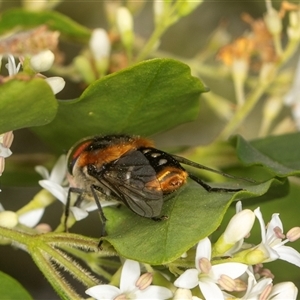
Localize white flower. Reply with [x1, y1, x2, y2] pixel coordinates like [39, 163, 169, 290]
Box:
[254, 207, 300, 267]
[36, 155, 118, 222]
[45, 76, 65, 95]
[30, 50, 55, 72]
[85, 259, 173, 299]
[174, 237, 248, 299]
[5, 55, 21, 76]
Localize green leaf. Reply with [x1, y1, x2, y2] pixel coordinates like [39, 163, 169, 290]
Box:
[0, 271, 32, 300]
[0, 78, 58, 134]
[0, 8, 91, 43]
[33, 58, 207, 151]
[102, 178, 285, 265]
[232, 134, 300, 177]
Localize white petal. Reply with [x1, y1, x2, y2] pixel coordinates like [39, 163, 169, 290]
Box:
[235, 201, 242, 213]
[45, 76, 65, 94]
[35, 165, 50, 179]
[266, 213, 283, 243]
[18, 208, 45, 227]
[85, 285, 120, 299]
[196, 237, 211, 263]
[5, 54, 20, 76]
[276, 245, 300, 267]
[39, 180, 68, 203]
[120, 259, 140, 292]
[50, 155, 67, 184]
[211, 262, 247, 279]
[70, 206, 89, 221]
[269, 282, 298, 299]
[199, 278, 224, 300]
[254, 207, 266, 243]
[82, 201, 98, 212]
[0, 144, 12, 158]
[248, 278, 272, 298]
[135, 285, 173, 299]
[174, 269, 199, 289]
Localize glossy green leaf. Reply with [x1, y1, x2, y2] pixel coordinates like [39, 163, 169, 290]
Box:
[0, 78, 58, 134]
[33, 58, 207, 151]
[0, 271, 32, 300]
[102, 177, 285, 265]
[232, 134, 300, 177]
[0, 8, 91, 43]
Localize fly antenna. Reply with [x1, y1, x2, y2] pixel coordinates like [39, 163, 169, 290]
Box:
[171, 154, 256, 183]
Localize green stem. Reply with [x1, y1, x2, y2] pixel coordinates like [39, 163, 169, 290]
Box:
[0, 226, 31, 244]
[135, 4, 177, 62]
[217, 77, 270, 140]
[31, 249, 81, 300]
[44, 245, 100, 287]
[0, 227, 103, 297]
[135, 23, 167, 63]
[16, 189, 55, 216]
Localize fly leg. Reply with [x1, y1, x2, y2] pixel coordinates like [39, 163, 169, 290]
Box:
[91, 185, 108, 248]
[64, 187, 85, 232]
[188, 173, 243, 192]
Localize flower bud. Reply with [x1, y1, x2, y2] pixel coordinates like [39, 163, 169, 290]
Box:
[23, 0, 48, 11]
[30, 50, 55, 72]
[224, 209, 255, 243]
[89, 29, 111, 61]
[264, 7, 282, 36]
[153, 1, 165, 25]
[74, 56, 95, 84]
[116, 7, 134, 50]
[213, 209, 255, 256]
[173, 288, 193, 300]
[0, 211, 18, 228]
[45, 76, 65, 94]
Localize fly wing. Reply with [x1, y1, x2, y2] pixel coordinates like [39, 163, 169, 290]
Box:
[101, 150, 163, 218]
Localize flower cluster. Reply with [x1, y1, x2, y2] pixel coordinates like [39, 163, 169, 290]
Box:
[83, 201, 300, 300]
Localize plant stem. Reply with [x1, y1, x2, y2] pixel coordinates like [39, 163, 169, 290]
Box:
[31, 249, 81, 300]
